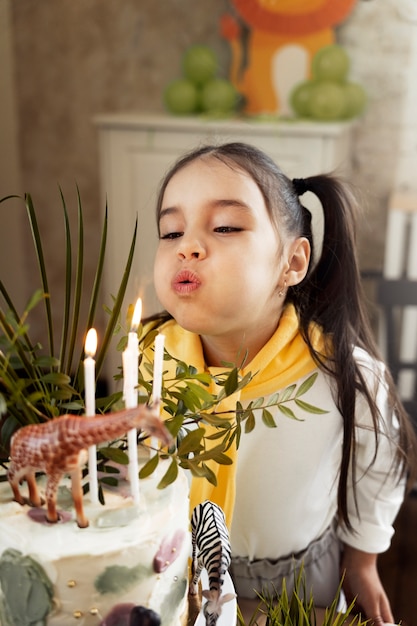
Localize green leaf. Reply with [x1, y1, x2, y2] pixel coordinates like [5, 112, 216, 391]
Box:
[262, 408, 277, 428]
[177, 428, 205, 456]
[280, 384, 296, 402]
[277, 405, 302, 420]
[295, 372, 318, 398]
[100, 447, 129, 464]
[40, 372, 72, 385]
[25, 289, 46, 313]
[200, 413, 233, 428]
[183, 458, 206, 477]
[251, 397, 264, 409]
[100, 476, 118, 487]
[157, 458, 178, 488]
[95, 217, 138, 380]
[25, 193, 54, 356]
[139, 452, 159, 479]
[165, 414, 185, 439]
[210, 451, 233, 465]
[266, 392, 280, 407]
[224, 367, 239, 396]
[294, 399, 328, 414]
[202, 463, 218, 486]
[33, 355, 60, 368]
[60, 401, 84, 411]
[244, 411, 256, 433]
[59, 188, 73, 375]
[182, 381, 214, 407]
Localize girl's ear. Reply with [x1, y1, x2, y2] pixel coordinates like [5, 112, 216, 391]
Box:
[284, 237, 311, 286]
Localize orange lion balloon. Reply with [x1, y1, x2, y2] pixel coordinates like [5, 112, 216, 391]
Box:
[221, 0, 357, 115]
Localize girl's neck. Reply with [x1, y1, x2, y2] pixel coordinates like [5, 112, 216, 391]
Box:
[200, 319, 281, 368]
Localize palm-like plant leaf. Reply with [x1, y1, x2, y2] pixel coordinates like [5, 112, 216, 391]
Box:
[0, 190, 137, 460]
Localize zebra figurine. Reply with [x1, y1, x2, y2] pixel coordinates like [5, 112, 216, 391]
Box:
[190, 500, 236, 626]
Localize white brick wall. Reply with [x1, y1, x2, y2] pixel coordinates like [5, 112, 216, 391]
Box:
[339, 0, 417, 266]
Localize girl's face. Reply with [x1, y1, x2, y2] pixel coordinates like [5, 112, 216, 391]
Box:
[154, 157, 305, 365]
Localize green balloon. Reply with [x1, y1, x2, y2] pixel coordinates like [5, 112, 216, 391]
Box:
[201, 78, 237, 115]
[312, 44, 350, 83]
[290, 80, 315, 117]
[342, 82, 367, 118]
[164, 78, 199, 115]
[182, 45, 218, 86]
[308, 82, 347, 121]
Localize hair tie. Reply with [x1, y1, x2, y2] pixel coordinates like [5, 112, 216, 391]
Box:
[292, 178, 308, 197]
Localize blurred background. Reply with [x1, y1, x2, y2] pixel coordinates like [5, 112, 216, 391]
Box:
[1, 0, 417, 368]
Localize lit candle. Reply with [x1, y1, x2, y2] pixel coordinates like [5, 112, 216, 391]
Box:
[122, 298, 142, 504]
[84, 328, 98, 504]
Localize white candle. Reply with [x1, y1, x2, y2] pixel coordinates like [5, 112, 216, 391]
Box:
[84, 328, 98, 504]
[122, 298, 142, 504]
[152, 333, 165, 404]
[150, 333, 165, 455]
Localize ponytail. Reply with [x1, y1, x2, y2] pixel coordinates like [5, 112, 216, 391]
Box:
[290, 175, 416, 529]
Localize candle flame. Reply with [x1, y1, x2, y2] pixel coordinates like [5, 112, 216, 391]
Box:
[131, 298, 142, 332]
[85, 328, 98, 357]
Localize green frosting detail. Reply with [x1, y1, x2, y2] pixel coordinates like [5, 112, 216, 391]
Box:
[0, 548, 54, 626]
[95, 505, 141, 528]
[56, 485, 76, 510]
[95, 562, 151, 595]
[159, 577, 187, 626]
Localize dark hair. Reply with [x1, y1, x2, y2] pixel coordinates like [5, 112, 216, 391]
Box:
[153, 142, 417, 530]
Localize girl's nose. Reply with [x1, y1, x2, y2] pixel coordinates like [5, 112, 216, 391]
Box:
[177, 237, 206, 260]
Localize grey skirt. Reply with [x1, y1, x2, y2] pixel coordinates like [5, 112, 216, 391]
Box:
[229, 521, 342, 608]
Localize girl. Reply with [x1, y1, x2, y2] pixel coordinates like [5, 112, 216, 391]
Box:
[148, 142, 416, 624]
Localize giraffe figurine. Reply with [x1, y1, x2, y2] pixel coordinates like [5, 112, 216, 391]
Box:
[7, 404, 172, 528]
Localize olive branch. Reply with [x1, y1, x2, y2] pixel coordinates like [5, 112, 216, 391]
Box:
[128, 327, 328, 489]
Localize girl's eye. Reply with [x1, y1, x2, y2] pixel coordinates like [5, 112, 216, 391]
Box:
[160, 231, 183, 240]
[214, 226, 243, 234]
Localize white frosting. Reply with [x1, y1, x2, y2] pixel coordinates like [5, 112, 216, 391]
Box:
[0, 459, 190, 626]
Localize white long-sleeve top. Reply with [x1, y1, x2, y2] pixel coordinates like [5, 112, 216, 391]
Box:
[230, 347, 405, 561]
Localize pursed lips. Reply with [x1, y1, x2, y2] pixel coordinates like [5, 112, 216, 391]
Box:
[172, 270, 201, 294]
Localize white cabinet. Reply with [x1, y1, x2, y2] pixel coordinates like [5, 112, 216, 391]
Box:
[95, 113, 353, 318]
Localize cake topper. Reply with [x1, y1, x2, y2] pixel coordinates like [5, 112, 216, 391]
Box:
[7, 404, 172, 528]
[190, 501, 235, 625]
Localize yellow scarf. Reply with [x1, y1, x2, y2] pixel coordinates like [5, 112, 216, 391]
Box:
[143, 304, 325, 527]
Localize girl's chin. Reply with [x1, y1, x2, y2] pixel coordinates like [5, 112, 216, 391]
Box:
[170, 311, 216, 336]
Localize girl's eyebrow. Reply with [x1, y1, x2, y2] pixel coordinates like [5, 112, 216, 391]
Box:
[159, 198, 253, 220]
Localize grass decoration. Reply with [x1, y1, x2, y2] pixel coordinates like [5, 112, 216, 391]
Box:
[236, 564, 368, 626]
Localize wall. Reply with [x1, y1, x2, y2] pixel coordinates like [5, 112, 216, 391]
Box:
[339, 0, 417, 266]
[0, 0, 26, 312]
[3, 0, 417, 346]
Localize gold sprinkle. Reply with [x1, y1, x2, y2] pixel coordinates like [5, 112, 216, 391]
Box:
[89, 608, 99, 616]
[171, 547, 177, 553]
[67, 580, 76, 588]
[73, 610, 83, 619]
[165, 560, 170, 566]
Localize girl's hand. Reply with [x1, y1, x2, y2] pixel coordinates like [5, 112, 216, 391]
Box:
[341, 544, 394, 625]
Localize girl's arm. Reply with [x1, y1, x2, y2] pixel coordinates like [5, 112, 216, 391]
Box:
[341, 543, 394, 625]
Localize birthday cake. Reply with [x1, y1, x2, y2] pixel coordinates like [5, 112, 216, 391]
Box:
[0, 405, 193, 626]
[0, 453, 191, 626]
